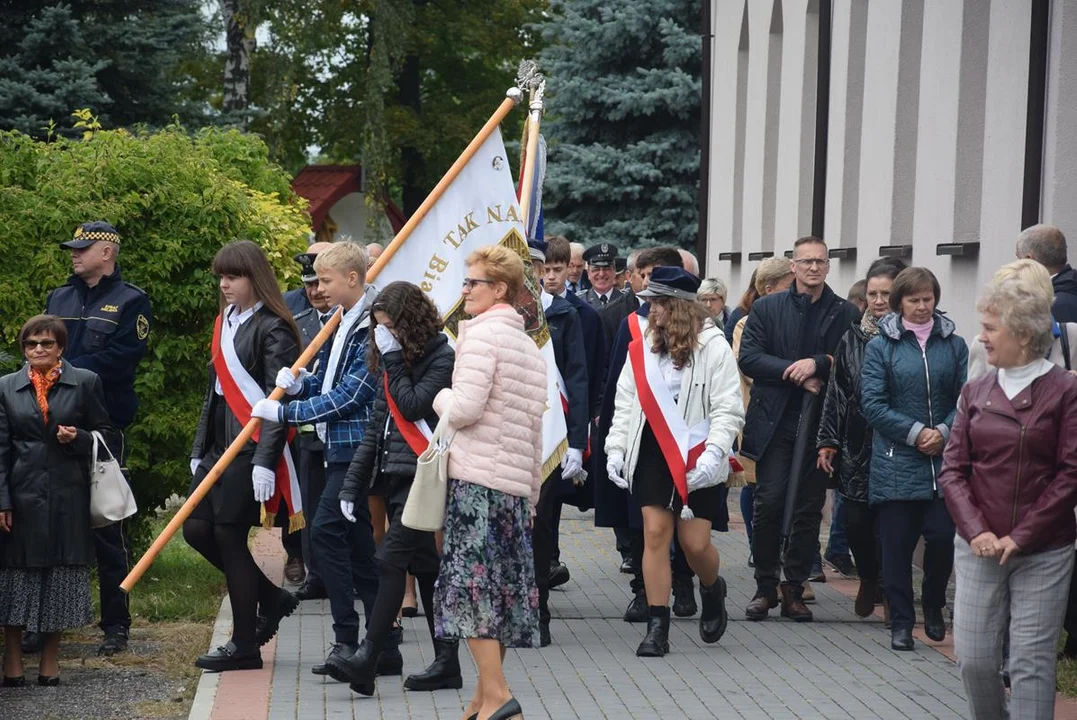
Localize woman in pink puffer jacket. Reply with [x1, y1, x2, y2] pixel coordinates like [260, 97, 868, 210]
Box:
[431, 245, 546, 720]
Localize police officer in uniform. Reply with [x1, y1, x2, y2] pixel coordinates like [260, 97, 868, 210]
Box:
[578, 243, 623, 309]
[37, 221, 151, 657]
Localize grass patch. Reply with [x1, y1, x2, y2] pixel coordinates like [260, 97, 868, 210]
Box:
[91, 513, 226, 624]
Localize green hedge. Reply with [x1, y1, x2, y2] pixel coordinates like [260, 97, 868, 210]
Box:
[0, 118, 310, 551]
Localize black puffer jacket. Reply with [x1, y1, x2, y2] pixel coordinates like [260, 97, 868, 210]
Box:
[340, 334, 454, 501]
[0, 362, 113, 567]
[816, 320, 875, 502]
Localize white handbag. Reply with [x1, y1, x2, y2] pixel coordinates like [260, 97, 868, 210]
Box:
[401, 419, 454, 532]
[88, 431, 138, 529]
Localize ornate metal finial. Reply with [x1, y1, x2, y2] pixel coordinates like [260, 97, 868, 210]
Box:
[516, 60, 541, 92]
[506, 86, 524, 104]
[529, 78, 546, 114]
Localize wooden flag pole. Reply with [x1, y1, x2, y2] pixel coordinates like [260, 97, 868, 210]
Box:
[516, 76, 546, 230]
[120, 307, 344, 593]
[367, 91, 524, 284]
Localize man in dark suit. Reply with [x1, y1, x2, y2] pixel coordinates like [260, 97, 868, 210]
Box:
[578, 243, 623, 309]
[566, 241, 590, 294]
[290, 251, 334, 599]
[285, 241, 332, 315]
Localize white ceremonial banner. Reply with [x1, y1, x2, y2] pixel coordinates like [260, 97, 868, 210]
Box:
[370, 127, 568, 478]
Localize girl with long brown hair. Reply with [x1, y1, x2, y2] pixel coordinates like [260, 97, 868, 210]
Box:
[606, 267, 745, 658]
[332, 281, 458, 696]
[183, 240, 301, 671]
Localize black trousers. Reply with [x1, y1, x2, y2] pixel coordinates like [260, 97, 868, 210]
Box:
[843, 499, 880, 583]
[298, 442, 327, 587]
[534, 472, 559, 623]
[876, 496, 955, 632]
[752, 413, 827, 589]
[94, 520, 131, 635]
[96, 429, 132, 636]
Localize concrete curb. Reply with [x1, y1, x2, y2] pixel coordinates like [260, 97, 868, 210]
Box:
[187, 595, 233, 720]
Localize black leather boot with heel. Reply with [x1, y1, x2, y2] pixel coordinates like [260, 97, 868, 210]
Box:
[636, 606, 671, 657]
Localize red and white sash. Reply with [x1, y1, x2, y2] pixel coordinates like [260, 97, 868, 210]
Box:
[626, 314, 709, 514]
[383, 375, 434, 457]
[212, 310, 304, 530]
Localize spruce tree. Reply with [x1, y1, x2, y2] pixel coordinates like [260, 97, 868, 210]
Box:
[538, 0, 702, 250]
[0, 1, 210, 137]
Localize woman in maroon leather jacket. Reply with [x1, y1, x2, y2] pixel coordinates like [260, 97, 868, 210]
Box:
[939, 271, 1077, 720]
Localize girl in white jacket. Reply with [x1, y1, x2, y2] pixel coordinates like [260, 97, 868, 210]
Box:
[606, 267, 745, 658]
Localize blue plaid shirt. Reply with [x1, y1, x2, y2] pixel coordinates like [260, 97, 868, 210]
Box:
[280, 304, 378, 463]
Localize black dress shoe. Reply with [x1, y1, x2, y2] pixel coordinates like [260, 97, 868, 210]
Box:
[488, 697, 523, 720]
[256, 590, 299, 646]
[619, 557, 637, 574]
[294, 581, 328, 601]
[405, 640, 463, 691]
[283, 556, 306, 584]
[549, 563, 570, 589]
[923, 606, 946, 642]
[2, 675, 25, 687]
[825, 552, 858, 578]
[21, 632, 43, 655]
[37, 675, 60, 687]
[312, 642, 357, 676]
[98, 632, 129, 657]
[891, 628, 914, 651]
[623, 591, 648, 623]
[672, 577, 697, 618]
[195, 641, 263, 671]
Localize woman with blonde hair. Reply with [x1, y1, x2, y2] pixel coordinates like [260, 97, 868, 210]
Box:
[606, 267, 745, 657]
[730, 257, 794, 565]
[967, 259, 1077, 379]
[940, 270, 1077, 719]
[431, 245, 546, 720]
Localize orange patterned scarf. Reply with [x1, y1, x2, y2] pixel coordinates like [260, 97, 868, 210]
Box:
[28, 364, 62, 423]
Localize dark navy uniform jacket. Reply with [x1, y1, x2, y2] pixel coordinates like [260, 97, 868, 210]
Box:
[45, 267, 152, 428]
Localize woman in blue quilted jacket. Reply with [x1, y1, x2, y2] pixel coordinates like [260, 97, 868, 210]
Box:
[860, 267, 967, 652]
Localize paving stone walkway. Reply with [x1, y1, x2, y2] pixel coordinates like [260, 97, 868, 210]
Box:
[254, 501, 973, 720]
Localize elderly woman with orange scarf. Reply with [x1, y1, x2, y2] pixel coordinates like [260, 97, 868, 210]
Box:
[0, 315, 112, 687]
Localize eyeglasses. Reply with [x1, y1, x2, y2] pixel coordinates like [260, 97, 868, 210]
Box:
[23, 339, 57, 350]
[698, 295, 724, 303]
[793, 258, 829, 268]
[462, 278, 497, 291]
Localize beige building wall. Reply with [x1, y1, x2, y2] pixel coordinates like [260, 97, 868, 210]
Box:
[703, 0, 1077, 340]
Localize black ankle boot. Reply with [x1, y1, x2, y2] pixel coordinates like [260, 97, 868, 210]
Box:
[672, 577, 697, 618]
[624, 587, 648, 623]
[698, 576, 728, 644]
[375, 643, 403, 676]
[328, 639, 380, 695]
[404, 639, 463, 691]
[636, 606, 670, 657]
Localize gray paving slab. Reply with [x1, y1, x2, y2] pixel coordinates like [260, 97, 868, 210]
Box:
[265, 491, 968, 719]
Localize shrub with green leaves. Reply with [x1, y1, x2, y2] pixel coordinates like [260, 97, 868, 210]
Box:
[0, 116, 309, 551]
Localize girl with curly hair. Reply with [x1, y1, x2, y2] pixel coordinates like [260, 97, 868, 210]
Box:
[606, 266, 745, 658]
[334, 281, 458, 696]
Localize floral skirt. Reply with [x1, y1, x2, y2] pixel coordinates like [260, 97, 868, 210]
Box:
[434, 479, 539, 648]
[0, 566, 92, 632]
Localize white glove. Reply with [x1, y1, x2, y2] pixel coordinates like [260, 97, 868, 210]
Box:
[561, 448, 583, 479]
[341, 500, 356, 523]
[374, 324, 402, 355]
[275, 366, 310, 395]
[190, 458, 201, 477]
[252, 466, 275, 503]
[251, 398, 282, 423]
[606, 452, 628, 490]
[687, 448, 727, 491]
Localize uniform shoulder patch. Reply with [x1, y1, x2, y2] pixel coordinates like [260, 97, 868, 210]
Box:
[136, 314, 150, 340]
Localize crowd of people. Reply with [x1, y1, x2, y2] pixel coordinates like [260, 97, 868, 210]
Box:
[2, 220, 1077, 720]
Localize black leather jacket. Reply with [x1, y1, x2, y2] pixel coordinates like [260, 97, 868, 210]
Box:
[339, 334, 455, 502]
[190, 308, 300, 471]
[816, 321, 874, 502]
